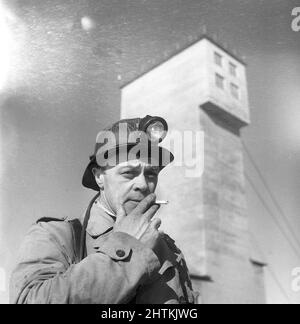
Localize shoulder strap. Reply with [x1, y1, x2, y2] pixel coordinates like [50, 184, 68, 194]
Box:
[67, 194, 100, 263]
[36, 217, 66, 223]
[79, 193, 100, 261]
[69, 219, 83, 264]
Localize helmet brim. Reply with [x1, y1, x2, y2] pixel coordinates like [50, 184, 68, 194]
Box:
[82, 144, 174, 191]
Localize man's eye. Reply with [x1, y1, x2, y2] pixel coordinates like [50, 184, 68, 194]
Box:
[122, 171, 134, 177]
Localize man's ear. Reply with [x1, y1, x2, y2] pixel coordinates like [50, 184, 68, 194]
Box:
[92, 167, 105, 190]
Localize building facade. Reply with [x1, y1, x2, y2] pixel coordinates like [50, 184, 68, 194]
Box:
[121, 36, 266, 304]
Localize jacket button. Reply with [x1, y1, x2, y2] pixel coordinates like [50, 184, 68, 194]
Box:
[116, 249, 126, 258]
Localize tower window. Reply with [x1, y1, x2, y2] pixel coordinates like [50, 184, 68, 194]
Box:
[230, 83, 239, 99]
[229, 62, 237, 77]
[215, 73, 225, 90]
[214, 52, 223, 67]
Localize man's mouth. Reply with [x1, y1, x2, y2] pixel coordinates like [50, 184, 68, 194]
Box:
[127, 198, 144, 203]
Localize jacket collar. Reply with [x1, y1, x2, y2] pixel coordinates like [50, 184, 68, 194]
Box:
[86, 199, 116, 237]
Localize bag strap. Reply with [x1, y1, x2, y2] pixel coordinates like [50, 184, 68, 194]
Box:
[69, 218, 83, 264]
[68, 193, 99, 263]
[79, 193, 100, 261]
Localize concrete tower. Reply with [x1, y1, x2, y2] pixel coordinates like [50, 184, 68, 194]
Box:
[121, 36, 265, 304]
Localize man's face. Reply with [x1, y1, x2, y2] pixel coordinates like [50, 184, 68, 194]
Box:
[100, 158, 160, 216]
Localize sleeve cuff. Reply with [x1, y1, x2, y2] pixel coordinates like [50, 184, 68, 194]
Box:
[95, 232, 161, 275]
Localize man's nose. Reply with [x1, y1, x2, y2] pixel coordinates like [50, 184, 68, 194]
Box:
[133, 173, 149, 192]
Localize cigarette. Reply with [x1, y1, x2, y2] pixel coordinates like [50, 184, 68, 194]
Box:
[155, 200, 169, 205]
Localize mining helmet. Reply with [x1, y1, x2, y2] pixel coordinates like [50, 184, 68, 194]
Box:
[82, 115, 174, 191]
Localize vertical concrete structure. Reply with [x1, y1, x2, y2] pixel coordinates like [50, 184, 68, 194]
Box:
[0, 267, 7, 304]
[121, 36, 265, 304]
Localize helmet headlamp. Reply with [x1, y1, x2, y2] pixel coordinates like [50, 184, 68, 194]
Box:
[139, 115, 168, 143]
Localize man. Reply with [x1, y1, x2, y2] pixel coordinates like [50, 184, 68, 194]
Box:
[10, 115, 196, 304]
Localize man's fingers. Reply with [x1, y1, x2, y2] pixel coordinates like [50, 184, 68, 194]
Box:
[134, 194, 156, 215]
[144, 204, 160, 221]
[150, 218, 162, 230]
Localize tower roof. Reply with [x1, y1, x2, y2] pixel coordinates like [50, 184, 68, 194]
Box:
[121, 34, 246, 88]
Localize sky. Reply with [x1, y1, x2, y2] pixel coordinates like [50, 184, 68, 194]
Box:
[1, 0, 300, 304]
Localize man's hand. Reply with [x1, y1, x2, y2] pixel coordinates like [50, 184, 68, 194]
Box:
[113, 194, 162, 253]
